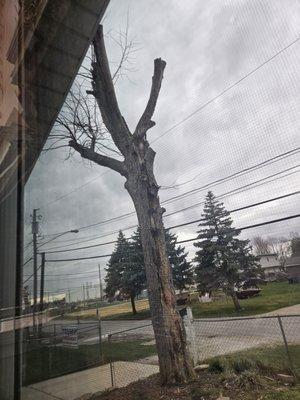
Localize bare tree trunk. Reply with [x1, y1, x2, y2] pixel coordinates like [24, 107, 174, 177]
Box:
[125, 153, 195, 383]
[66, 25, 195, 384]
[130, 294, 137, 315]
[230, 290, 242, 311]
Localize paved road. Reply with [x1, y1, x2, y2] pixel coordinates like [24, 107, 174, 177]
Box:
[42, 314, 300, 349]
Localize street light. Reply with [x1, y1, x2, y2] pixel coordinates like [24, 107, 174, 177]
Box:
[38, 229, 79, 312]
[38, 229, 79, 249]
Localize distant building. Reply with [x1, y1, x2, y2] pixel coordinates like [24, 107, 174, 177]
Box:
[259, 253, 281, 281]
[286, 255, 300, 283]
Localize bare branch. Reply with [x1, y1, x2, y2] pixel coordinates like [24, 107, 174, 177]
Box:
[134, 58, 166, 139]
[109, 15, 139, 84]
[69, 139, 126, 176]
[42, 145, 70, 152]
[91, 25, 132, 154]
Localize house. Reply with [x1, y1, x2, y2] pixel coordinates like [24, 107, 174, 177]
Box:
[258, 253, 281, 281]
[0, 1, 109, 398]
[286, 255, 300, 283]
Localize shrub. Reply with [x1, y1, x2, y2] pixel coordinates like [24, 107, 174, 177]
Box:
[228, 370, 265, 391]
[230, 358, 256, 374]
[208, 358, 226, 374]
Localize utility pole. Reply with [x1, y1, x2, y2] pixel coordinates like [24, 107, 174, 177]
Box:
[39, 252, 45, 312]
[83, 284, 86, 307]
[98, 264, 103, 301]
[86, 282, 90, 301]
[38, 252, 45, 338]
[31, 208, 39, 334]
[68, 289, 71, 304]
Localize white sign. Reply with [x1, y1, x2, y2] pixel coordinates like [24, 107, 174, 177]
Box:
[62, 325, 78, 348]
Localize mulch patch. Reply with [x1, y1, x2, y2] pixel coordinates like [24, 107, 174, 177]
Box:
[91, 370, 296, 400]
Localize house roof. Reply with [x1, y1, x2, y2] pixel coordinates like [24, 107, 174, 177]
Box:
[258, 253, 280, 269]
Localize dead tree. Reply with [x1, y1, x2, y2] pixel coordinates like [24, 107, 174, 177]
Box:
[56, 25, 195, 383]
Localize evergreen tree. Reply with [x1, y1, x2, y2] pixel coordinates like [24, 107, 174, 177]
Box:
[105, 230, 146, 314]
[194, 191, 261, 311]
[291, 234, 300, 255]
[128, 227, 193, 292]
[123, 227, 146, 314]
[165, 231, 194, 291]
[105, 230, 130, 300]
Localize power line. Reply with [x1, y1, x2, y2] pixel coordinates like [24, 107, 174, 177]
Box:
[43, 188, 300, 253]
[44, 213, 300, 263]
[162, 148, 300, 205]
[40, 146, 300, 242]
[45, 170, 109, 207]
[31, 37, 299, 226]
[23, 257, 33, 267]
[43, 163, 298, 251]
[164, 165, 300, 218]
[151, 36, 300, 144]
[24, 270, 100, 278]
[177, 213, 300, 245]
[38, 275, 100, 282]
[167, 190, 300, 230]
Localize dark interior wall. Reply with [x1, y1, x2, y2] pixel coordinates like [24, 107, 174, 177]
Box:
[0, 2, 110, 399]
[0, 163, 23, 400]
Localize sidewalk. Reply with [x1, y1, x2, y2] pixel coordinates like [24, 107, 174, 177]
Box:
[22, 361, 159, 400]
[263, 304, 300, 316]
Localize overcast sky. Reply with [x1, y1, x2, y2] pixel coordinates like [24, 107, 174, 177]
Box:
[24, 0, 300, 300]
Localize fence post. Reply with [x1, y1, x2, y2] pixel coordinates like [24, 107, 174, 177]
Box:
[277, 316, 294, 374]
[97, 309, 103, 362]
[53, 324, 56, 346]
[48, 343, 52, 378]
[108, 334, 115, 387]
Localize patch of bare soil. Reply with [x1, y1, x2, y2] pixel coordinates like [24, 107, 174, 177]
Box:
[90, 370, 298, 400]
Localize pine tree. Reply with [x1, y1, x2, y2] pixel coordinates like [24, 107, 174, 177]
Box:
[128, 228, 193, 292]
[105, 230, 146, 315]
[105, 230, 130, 300]
[123, 227, 146, 314]
[165, 231, 194, 292]
[194, 191, 261, 311]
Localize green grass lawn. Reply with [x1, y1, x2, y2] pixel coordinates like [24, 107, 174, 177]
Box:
[102, 282, 300, 320]
[23, 339, 156, 386]
[203, 345, 300, 400]
[192, 282, 300, 318]
[207, 344, 300, 376]
[62, 282, 300, 321]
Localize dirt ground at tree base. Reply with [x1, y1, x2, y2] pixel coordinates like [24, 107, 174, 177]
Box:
[90, 371, 300, 400]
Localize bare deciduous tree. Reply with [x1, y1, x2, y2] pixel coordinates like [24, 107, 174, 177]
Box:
[252, 236, 270, 255]
[252, 235, 291, 268]
[52, 25, 195, 384]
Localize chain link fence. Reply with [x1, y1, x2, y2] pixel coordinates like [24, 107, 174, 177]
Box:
[108, 323, 158, 388]
[22, 320, 106, 386]
[190, 315, 300, 374]
[15, 313, 300, 398]
[108, 314, 300, 388]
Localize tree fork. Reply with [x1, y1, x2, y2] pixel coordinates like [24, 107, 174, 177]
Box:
[69, 25, 195, 384]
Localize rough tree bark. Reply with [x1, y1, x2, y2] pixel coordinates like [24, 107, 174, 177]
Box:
[69, 25, 195, 384]
[229, 289, 242, 311]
